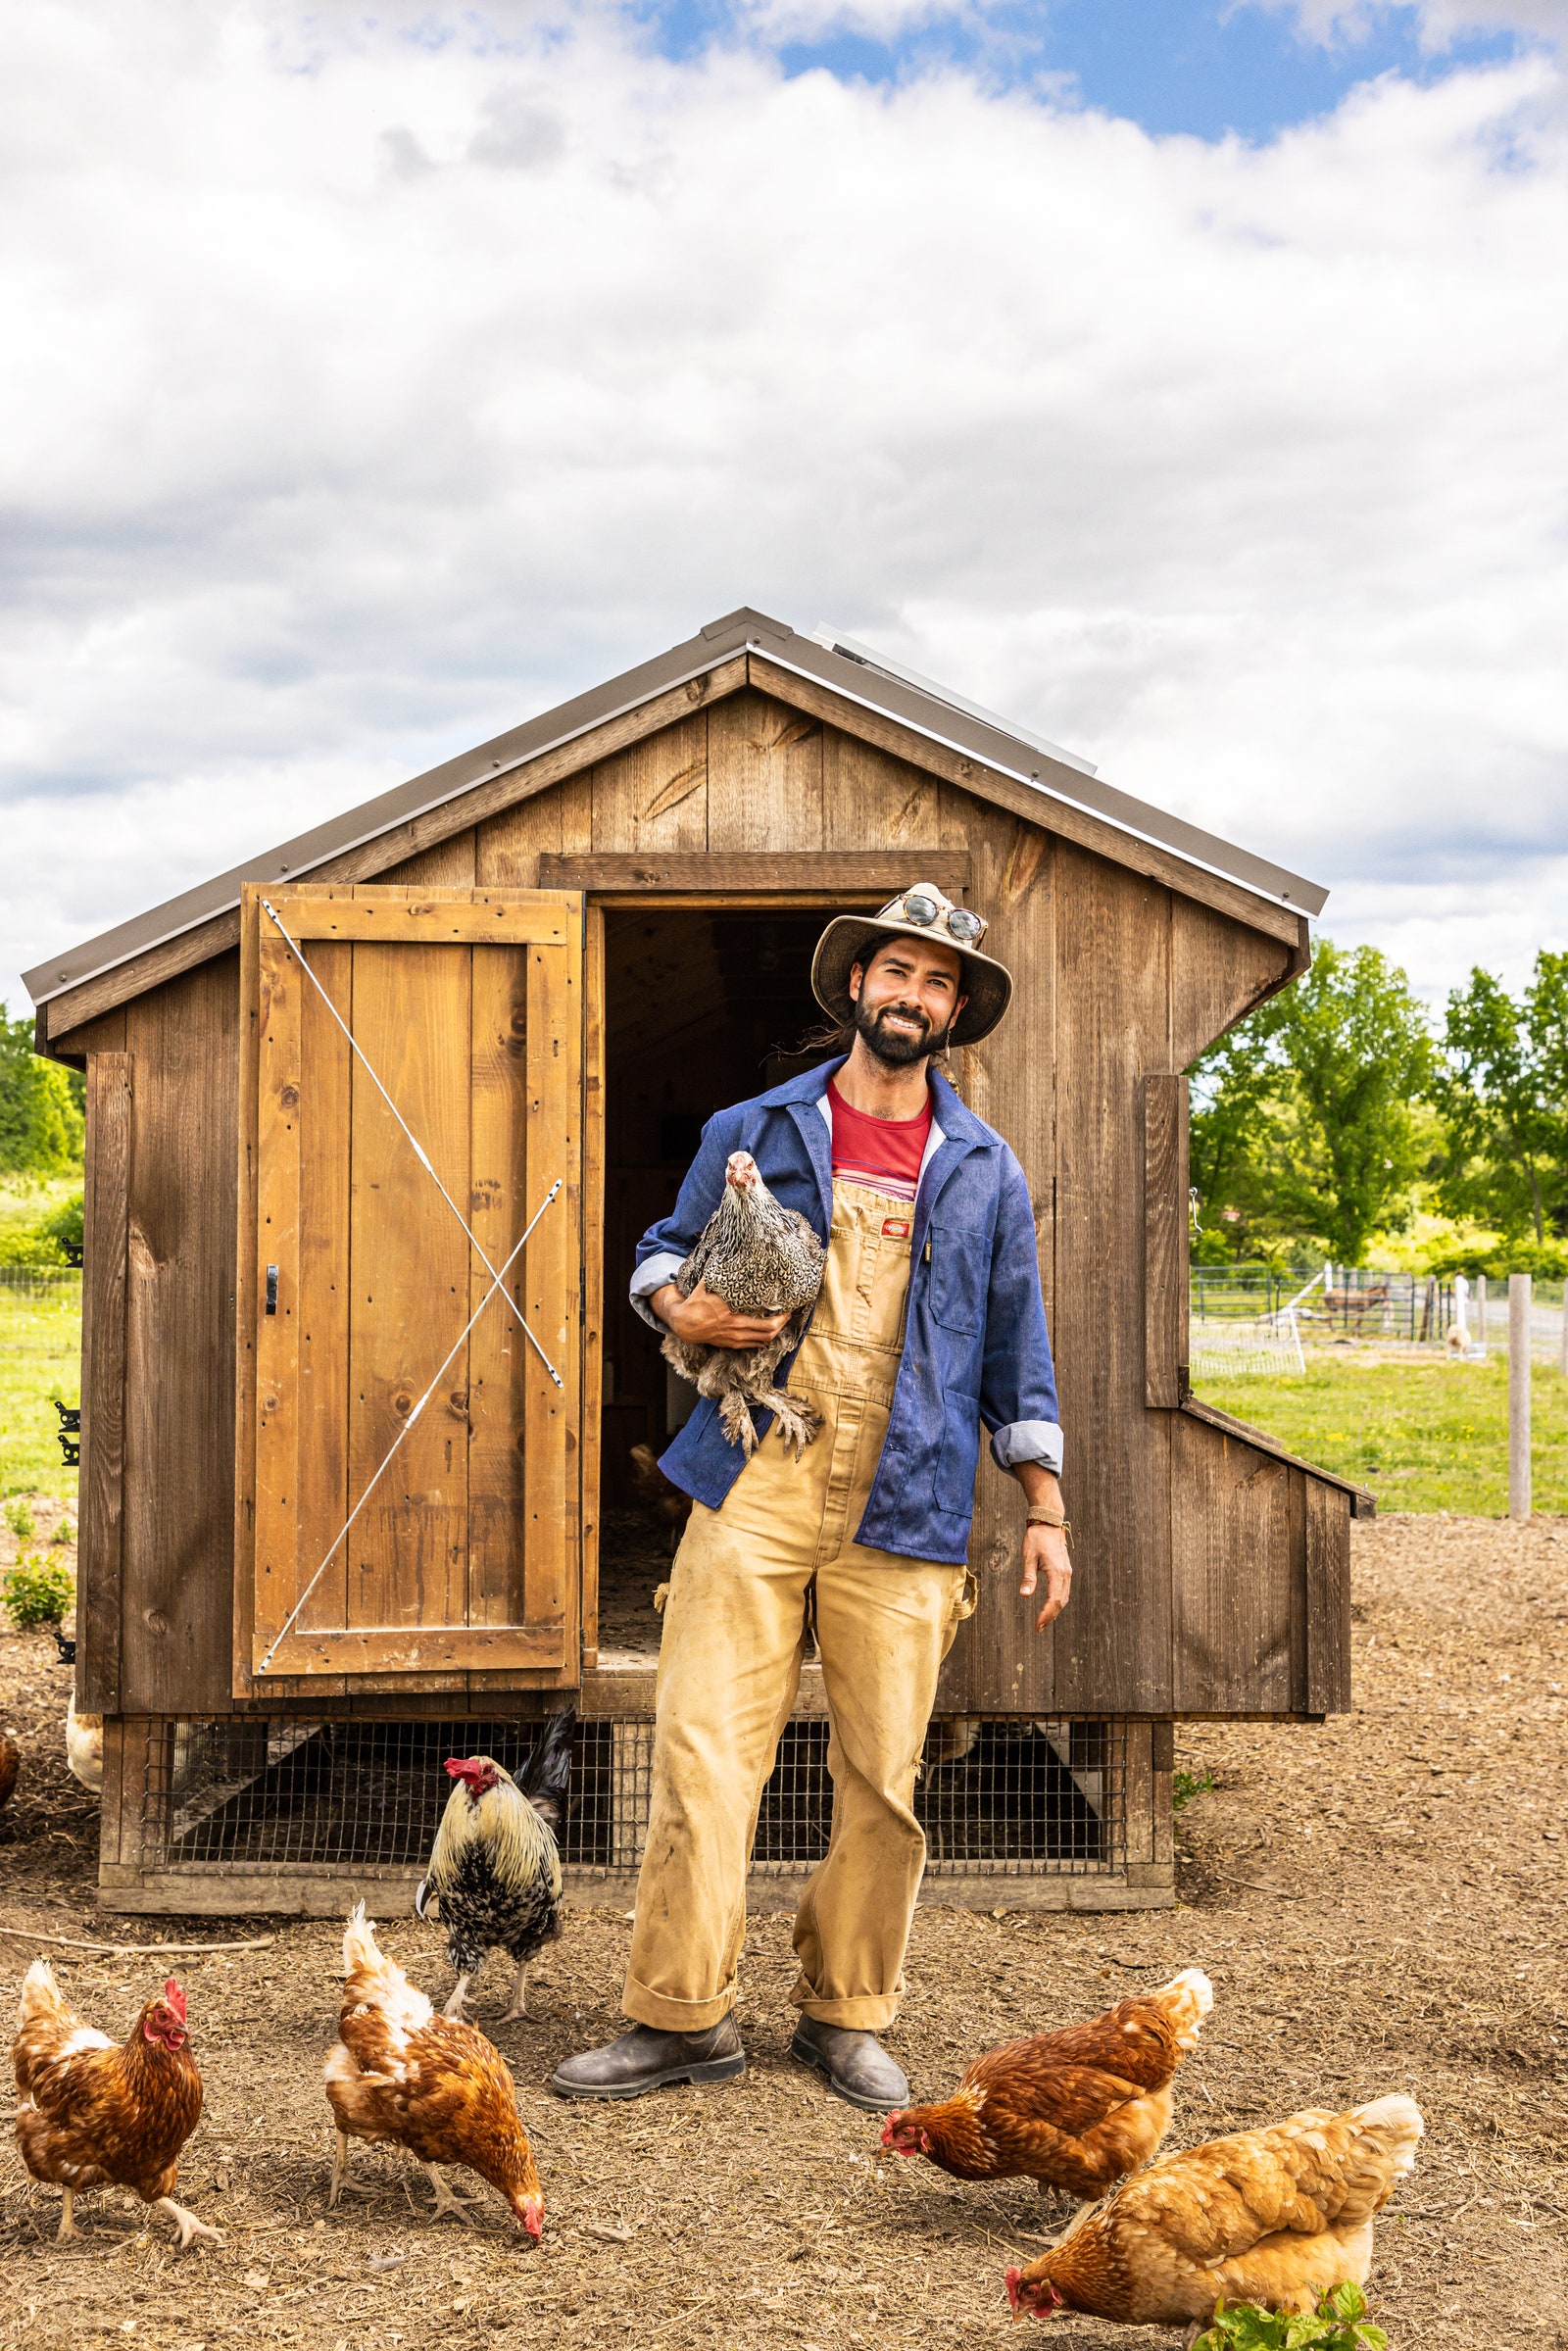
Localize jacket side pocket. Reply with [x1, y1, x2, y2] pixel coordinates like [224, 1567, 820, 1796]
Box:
[934, 1392, 982, 1513]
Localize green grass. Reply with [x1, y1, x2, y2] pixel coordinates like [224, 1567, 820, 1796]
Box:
[0, 1273, 81, 1500]
[1196, 1353, 1568, 1514]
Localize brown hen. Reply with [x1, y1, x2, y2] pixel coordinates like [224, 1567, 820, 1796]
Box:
[882, 1967, 1211, 2200]
[324, 1904, 544, 2235]
[13, 1963, 220, 2246]
[1005, 2092, 1423, 2338]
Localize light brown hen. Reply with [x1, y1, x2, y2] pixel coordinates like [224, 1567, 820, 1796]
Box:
[324, 1904, 544, 2236]
[1004, 2092, 1423, 2339]
[882, 1968, 1212, 2200]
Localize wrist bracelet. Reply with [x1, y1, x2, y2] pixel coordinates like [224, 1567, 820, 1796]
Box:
[1026, 1504, 1067, 1528]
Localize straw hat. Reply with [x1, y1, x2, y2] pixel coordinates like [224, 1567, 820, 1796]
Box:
[810, 884, 1013, 1048]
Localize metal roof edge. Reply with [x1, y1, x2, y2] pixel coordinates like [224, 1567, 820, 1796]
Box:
[753, 637, 1326, 916]
[24, 604, 1324, 1009]
[23, 611, 775, 1008]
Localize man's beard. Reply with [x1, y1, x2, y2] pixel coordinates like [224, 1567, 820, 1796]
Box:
[854, 997, 954, 1069]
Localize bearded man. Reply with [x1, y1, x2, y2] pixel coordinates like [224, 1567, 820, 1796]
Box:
[553, 885, 1070, 2111]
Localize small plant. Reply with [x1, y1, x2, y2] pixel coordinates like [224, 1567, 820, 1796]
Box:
[1193, 2283, 1387, 2349]
[50, 1517, 74, 1545]
[1, 1549, 76, 1632]
[1173, 1767, 1218, 1811]
[4, 1498, 34, 1542]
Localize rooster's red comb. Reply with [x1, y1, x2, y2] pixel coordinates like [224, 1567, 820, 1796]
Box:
[162, 1979, 187, 2024]
[445, 1756, 483, 1780]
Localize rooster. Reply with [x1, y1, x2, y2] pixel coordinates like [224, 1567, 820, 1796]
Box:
[324, 1905, 544, 2236]
[415, 1709, 574, 2023]
[1004, 2092, 1423, 2338]
[12, 1964, 221, 2247]
[882, 1969, 1212, 2201]
[660, 1150, 826, 1456]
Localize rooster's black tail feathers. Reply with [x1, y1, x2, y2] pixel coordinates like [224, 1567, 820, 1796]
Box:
[519, 1706, 576, 1836]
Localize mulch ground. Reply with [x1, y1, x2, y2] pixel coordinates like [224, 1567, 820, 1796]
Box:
[1, 1507, 1566, 2350]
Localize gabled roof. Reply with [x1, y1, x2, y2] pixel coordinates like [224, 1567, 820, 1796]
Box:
[25, 606, 1326, 1033]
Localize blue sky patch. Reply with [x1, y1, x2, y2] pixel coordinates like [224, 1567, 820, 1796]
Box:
[640, 1, 1532, 140]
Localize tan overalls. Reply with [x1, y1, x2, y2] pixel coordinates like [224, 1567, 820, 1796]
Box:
[623, 1181, 976, 2034]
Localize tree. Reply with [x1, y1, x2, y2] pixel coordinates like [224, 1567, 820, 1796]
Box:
[1189, 939, 1433, 1265]
[0, 1006, 85, 1175]
[1434, 954, 1568, 1244]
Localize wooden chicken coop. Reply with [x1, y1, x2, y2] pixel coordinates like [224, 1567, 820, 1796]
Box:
[25, 608, 1370, 1919]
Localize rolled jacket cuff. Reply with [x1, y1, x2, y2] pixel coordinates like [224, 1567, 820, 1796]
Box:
[990, 1418, 1064, 1475]
[630, 1251, 687, 1331]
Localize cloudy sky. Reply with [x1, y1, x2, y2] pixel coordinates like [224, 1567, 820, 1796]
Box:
[3, 0, 1565, 1022]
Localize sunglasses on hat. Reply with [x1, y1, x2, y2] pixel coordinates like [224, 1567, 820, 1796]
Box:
[890, 891, 988, 948]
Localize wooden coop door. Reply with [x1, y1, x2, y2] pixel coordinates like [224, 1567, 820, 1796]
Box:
[238, 886, 584, 1686]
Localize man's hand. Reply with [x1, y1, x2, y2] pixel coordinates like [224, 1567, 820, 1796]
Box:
[1014, 1463, 1072, 1633]
[1020, 1522, 1072, 1633]
[652, 1280, 791, 1350]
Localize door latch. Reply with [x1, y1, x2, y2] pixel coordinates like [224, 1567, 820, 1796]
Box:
[265, 1265, 279, 1315]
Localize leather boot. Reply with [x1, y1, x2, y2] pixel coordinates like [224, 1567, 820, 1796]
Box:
[550, 2017, 745, 2101]
[790, 2016, 908, 2112]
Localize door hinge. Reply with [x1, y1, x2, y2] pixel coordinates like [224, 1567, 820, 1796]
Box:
[265, 1264, 279, 1316]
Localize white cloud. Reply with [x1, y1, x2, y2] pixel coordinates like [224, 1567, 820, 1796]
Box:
[1254, 0, 1568, 51]
[1, 3, 1565, 1024]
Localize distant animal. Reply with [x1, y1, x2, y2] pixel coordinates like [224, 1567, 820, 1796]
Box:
[0, 1729, 19, 1815]
[416, 1709, 574, 2023]
[50, 1624, 75, 1666]
[661, 1150, 826, 1456]
[324, 1905, 544, 2235]
[1004, 2092, 1423, 2338]
[66, 1694, 103, 1793]
[629, 1443, 692, 1553]
[12, 1964, 220, 2247]
[882, 1968, 1212, 2201]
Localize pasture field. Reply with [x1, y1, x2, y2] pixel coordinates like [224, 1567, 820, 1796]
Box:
[1197, 1355, 1568, 1516]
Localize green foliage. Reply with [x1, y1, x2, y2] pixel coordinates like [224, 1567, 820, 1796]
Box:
[0, 1007, 84, 1177]
[1434, 954, 1568, 1246]
[1191, 940, 1434, 1266]
[2, 1548, 75, 1631]
[5, 1498, 34, 1541]
[1193, 2284, 1386, 2349]
[1173, 1768, 1217, 1811]
[50, 1516, 74, 1545]
[0, 1186, 84, 1267]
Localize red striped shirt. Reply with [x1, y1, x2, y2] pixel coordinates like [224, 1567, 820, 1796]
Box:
[826, 1078, 931, 1202]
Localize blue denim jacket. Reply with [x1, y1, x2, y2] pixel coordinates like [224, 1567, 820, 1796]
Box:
[630, 1058, 1061, 1566]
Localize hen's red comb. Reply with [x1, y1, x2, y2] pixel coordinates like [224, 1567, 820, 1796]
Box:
[162, 1979, 187, 2024]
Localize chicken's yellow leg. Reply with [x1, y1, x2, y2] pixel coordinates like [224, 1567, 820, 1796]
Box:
[425, 2164, 478, 2223]
[56, 2183, 80, 2241]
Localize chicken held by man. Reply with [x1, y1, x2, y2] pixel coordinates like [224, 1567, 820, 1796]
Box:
[12, 1964, 221, 2247]
[882, 1967, 1212, 2201]
[324, 1905, 544, 2235]
[660, 1149, 826, 1456]
[416, 1708, 574, 2024]
[1004, 2091, 1423, 2338]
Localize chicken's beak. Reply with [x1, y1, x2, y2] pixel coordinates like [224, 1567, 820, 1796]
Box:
[516, 2195, 544, 2239]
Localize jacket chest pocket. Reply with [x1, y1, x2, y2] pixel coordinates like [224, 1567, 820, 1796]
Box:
[926, 1222, 985, 1334]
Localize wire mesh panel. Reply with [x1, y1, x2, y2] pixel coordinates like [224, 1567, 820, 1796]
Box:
[138, 1714, 1126, 1880]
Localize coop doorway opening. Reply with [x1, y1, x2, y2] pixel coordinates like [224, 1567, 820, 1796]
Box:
[598, 903, 830, 1664]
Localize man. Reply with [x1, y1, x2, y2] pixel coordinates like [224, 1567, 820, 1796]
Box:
[553, 885, 1070, 2110]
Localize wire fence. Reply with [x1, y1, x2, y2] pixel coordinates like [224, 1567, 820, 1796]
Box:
[138, 1713, 1127, 1882]
[1192, 1265, 1568, 1370]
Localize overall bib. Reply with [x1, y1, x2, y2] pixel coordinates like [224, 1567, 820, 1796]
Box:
[623, 1181, 976, 2034]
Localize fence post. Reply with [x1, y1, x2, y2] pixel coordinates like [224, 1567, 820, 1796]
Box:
[1560, 1286, 1568, 1380]
[1475, 1273, 1488, 1358]
[1509, 1273, 1532, 1521]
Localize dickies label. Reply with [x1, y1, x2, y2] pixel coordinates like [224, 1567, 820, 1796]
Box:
[882, 1218, 911, 1239]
